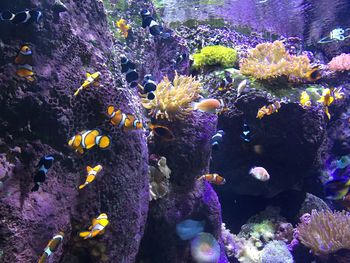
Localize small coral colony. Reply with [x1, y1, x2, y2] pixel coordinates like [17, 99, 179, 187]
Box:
[3, 2, 350, 262]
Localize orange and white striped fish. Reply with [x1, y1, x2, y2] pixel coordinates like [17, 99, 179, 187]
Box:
[68, 130, 111, 154]
[38, 232, 64, 263]
[198, 173, 226, 185]
[107, 106, 143, 131]
[256, 101, 281, 120]
[79, 165, 103, 190]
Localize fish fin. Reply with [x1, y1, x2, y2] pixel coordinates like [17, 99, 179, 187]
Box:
[31, 184, 39, 192]
[79, 231, 91, 238]
[325, 107, 331, 119]
[91, 230, 101, 238]
[86, 72, 91, 78]
[79, 184, 86, 190]
[97, 136, 111, 149]
[93, 81, 100, 87]
[78, 148, 84, 154]
[107, 106, 115, 116]
[74, 87, 82, 96]
[86, 166, 92, 172]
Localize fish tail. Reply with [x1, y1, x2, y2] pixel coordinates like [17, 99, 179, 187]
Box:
[74, 87, 83, 96]
[325, 107, 331, 119]
[97, 135, 111, 149]
[79, 183, 87, 190]
[38, 252, 48, 263]
[31, 184, 39, 192]
[79, 231, 91, 239]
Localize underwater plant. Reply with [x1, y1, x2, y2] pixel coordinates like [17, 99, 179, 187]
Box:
[328, 53, 350, 72]
[192, 45, 238, 69]
[297, 210, 350, 255]
[191, 232, 221, 263]
[260, 241, 293, 263]
[142, 72, 202, 121]
[239, 40, 311, 81]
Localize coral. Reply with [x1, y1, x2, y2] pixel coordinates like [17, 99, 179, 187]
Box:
[328, 53, 350, 72]
[297, 210, 350, 255]
[142, 72, 202, 121]
[149, 156, 171, 200]
[239, 40, 312, 81]
[190, 232, 221, 263]
[261, 241, 293, 263]
[192, 45, 238, 69]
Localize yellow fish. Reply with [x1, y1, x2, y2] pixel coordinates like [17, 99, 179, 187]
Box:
[79, 165, 103, 189]
[79, 213, 109, 239]
[74, 72, 101, 96]
[317, 88, 334, 119]
[68, 129, 111, 154]
[300, 91, 311, 108]
[116, 18, 131, 38]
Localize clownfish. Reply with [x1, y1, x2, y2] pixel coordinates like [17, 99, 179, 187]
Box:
[305, 66, 322, 82]
[324, 177, 350, 200]
[198, 173, 226, 185]
[74, 72, 101, 96]
[149, 124, 175, 141]
[121, 57, 139, 88]
[38, 232, 64, 263]
[140, 9, 170, 39]
[79, 213, 109, 239]
[142, 74, 157, 100]
[68, 130, 111, 154]
[31, 155, 54, 192]
[172, 52, 188, 69]
[116, 18, 131, 38]
[192, 99, 225, 114]
[15, 45, 34, 65]
[0, 10, 42, 25]
[16, 64, 35, 82]
[107, 106, 143, 131]
[79, 165, 103, 190]
[300, 91, 312, 108]
[249, 167, 270, 181]
[256, 101, 281, 120]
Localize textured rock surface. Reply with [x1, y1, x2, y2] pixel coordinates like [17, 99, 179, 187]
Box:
[0, 0, 149, 262]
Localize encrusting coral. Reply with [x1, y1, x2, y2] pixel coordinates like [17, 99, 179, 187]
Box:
[328, 53, 350, 72]
[149, 156, 171, 200]
[297, 210, 350, 255]
[239, 40, 312, 81]
[192, 45, 238, 69]
[142, 72, 202, 121]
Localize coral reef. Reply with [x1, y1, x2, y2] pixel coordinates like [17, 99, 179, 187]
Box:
[260, 240, 293, 263]
[142, 72, 202, 121]
[239, 40, 312, 81]
[192, 45, 238, 70]
[328, 53, 350, 72]
[297, 210, 350, 255]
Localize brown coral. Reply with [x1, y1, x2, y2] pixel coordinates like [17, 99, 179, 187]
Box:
[297, 210, 350, 255]
[239, 40, 312, 81]
[142, 72, 202, 121]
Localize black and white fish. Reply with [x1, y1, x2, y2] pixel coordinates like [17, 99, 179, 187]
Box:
[142, 74, 157, 100]
[240, 121, 251, 143]
[121, 57, 139, 88]
[0, 10, 42, 25]
[31, 155, 54, 192]
[211, 130, 225, 150]
[140, 9, 170, 38]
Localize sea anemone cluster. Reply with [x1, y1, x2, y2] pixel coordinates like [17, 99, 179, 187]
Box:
[297, 210, 350, 255]
[192, 45, 238, 70]
[142, 72, 202, 121]
[239, 40, 312, 81]
[328, 53, 350, 72]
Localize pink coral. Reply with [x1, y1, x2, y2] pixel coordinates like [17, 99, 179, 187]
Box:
[328, 53, 350, 72]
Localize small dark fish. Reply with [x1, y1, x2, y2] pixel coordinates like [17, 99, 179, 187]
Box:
[305, 66, 322, 82]
[142, 74, 157, 100]
[240, 121, 251, 143]
[1, 10, 42, 25]
[324, 177, 350, 200]
[173, 52, 188, 68]
[140, 9, 170, 39]
[31, 155, 54, 192]
[121, 57, 138, 88]
[211, 130, 225, 150]
[149, 124, 175, 141]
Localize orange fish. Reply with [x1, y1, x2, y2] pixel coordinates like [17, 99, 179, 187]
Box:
[149, 124, 175, 141]
[79, 213, 109, 240]
[16, 64, 35, 82]
[15, 45, 34, 65]
[198, 173, 226, 185]
[68, 130, 111, 154]
[107, 106, 142, 131]
[305, 66, 322, 82]
[38, 232, 64, 263]
[256, 101, 281, 120]
[79, 165, 103, 190]
[192, 99, 225, 114]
